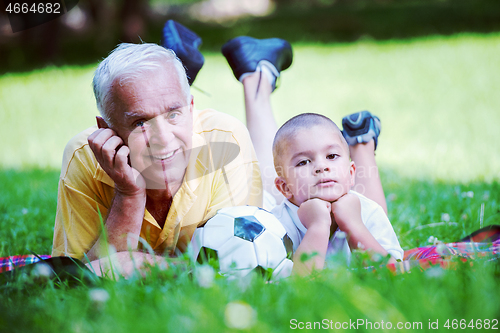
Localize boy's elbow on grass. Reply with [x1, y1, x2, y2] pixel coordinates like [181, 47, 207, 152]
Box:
[292, 250, 325, 276]
[291, 225, 330, 275]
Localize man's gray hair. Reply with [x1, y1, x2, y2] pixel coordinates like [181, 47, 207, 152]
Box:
[93, 43, 190, 126]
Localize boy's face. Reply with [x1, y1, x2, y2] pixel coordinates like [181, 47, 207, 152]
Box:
[275, 124, 355, 206]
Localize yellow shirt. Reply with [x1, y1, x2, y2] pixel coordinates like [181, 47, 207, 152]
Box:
[52, 109, 263, 259]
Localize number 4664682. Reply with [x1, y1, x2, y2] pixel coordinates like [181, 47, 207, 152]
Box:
[444, 319, 498, 330]
[6, 2, 61, 14]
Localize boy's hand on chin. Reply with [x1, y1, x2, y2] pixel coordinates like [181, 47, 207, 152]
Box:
[330, 193, 363, 232]
[297, 198, 332, 230]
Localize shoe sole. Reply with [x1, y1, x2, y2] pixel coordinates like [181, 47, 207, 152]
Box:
[221, 36, 293, 80]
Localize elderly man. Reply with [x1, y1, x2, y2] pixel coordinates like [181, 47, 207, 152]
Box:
[52, 43, 265, 263]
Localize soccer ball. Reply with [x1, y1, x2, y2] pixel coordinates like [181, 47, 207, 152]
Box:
[190, 206, 294, 280]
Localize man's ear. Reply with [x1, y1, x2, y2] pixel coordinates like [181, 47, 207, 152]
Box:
[275, 177, 293, 200]
[188, 95, 194, 113]
[96, 116, 109, 129]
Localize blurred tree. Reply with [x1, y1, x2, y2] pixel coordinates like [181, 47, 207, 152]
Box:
[1, 0, 500, 73]
[118, 0, 149, 43]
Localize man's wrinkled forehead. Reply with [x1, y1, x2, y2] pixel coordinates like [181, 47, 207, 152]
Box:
[111, 65, 187, 103]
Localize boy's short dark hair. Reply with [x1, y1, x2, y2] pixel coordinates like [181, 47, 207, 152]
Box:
[272, 113, 348, 174]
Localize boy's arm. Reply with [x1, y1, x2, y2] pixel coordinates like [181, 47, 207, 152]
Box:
[292, 198, 333, 275]
[331, 193, 396, 264]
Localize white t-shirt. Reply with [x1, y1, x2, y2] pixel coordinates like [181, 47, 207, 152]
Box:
[270, 191, 404, 263]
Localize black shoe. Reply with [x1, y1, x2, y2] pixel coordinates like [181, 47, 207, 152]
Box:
[342, 111, 382, 150]
[221, 36, 293, 91]
[161, 20, 204, 85]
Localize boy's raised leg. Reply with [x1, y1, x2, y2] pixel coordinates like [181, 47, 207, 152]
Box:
[349, 141, 388, 214]
[342, 111, 388, 214]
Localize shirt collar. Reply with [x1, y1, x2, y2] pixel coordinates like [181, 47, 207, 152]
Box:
[283, 199, 308, 234]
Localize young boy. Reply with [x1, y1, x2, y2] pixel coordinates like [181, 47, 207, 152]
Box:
[270, 113, 403, 274]
[220, 36, 403, 274]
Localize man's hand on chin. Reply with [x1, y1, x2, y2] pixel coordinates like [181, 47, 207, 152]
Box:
[87, 127, 146, 196]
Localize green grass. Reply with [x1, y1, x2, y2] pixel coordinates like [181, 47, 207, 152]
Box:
[1, 256, 499, 332]
[0, 65, 97, 168]
[0, 170, 59, 256]
[1, 33, 500, 332]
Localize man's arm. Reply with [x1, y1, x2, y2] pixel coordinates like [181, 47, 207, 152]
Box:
[85, 127, 147, 261]
[86, 251, 168, 279]
[85, 191, 146, 261]
[292, 198, 333, 275]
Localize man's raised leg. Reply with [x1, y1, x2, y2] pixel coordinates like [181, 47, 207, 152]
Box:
[241, 73, 279, 203]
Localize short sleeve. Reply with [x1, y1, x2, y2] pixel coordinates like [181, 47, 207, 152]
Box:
[52, 133, 114, 259]
[363, 203, 404, 260]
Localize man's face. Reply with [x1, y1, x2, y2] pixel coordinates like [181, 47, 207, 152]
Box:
[276, 124, 355, 206]
[109, 64, 193, 190]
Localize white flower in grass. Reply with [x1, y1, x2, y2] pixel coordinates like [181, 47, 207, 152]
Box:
[31, 262, 53, 283]
[441, 213, 450, 222]
[435, 243, 448, 256]
[425, 266, 445, 278]
[483, 191, 490, 201]
[371, 253, 383, 263]
[89, 288, 110, 306]
[461, 191, 474, 198]
[224, 301, 256, 330]
[194, 264, 215, 288]
[21, 208, 28, 215]
[427, 236, 437, 245]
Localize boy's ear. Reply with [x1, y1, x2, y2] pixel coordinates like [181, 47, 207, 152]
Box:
[96, 116, 109, 129]
[349, 161, 356, 187]
[275, 177, 293, 200]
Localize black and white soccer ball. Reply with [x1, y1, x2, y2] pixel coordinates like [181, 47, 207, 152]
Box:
[191, 206, 294, 280]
